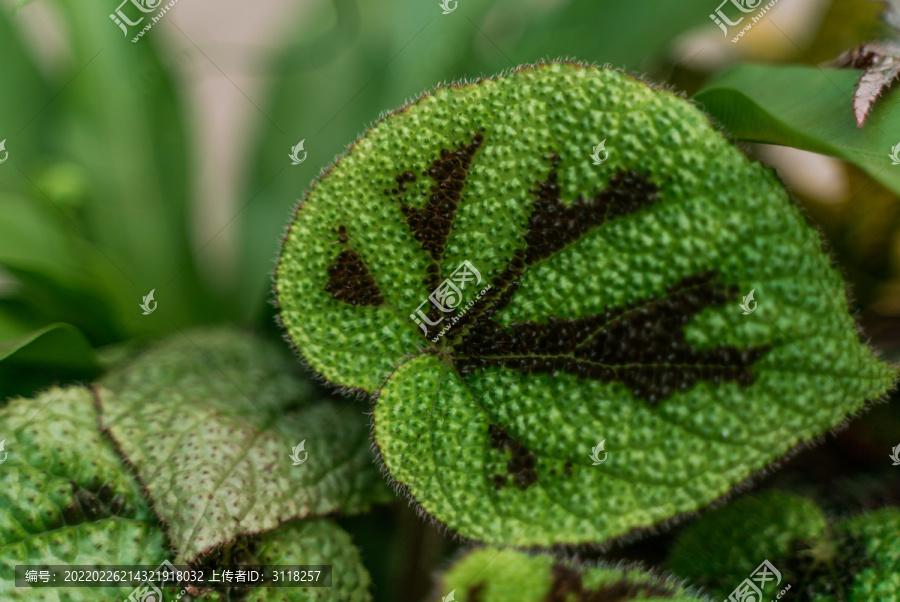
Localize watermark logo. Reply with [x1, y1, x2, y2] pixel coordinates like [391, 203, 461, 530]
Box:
[289, 140, 307, 165]
[727, 560, 790, 602]
[710, 0, 779, 42]
[890, 143, 900, 166]
[110, 0, 182, 43]
[410, 260, 491, 341]
[0, 440, 7, 465]
[590, 140, 609, 165]
[128, 560, 185, 602]
[589, 440, 607, 465]
[140, 289, 157, 315]
[442, 591, 456, 602]
[740, 289, 757, 315]
[890, 443, 900, 466]
[439, 0, 458, 14]
[290, 440, 308, 466]
[0, 140, 8, 165]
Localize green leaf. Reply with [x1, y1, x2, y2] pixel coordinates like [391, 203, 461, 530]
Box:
[436, 547, 708, 602]
[0, 3, 51, 176]
[199, 520, 373, 602]
[836, 508, 900, 601]
[667, 492, 900, 601]
[0, 387, 170, 600]
[666, 490, 826, 596]
[40, 0, 214, 328]
[0, 323, 101, 401]
[275, 62, 896, 547]
[693, 64, 900, 196]
[97, 328, 389, 563]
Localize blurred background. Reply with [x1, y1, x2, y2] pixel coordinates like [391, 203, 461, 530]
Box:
[1, 0, 899, 600]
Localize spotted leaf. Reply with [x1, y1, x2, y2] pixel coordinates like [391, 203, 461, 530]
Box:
[275, 62, 896, 547]
[97, 328, 389, 563]
[0, 387, 169, 601]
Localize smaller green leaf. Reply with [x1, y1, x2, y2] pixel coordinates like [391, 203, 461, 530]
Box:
[0, 323, 97, 368]
[667, 491, 900, 601]
[0, 323, 100, 401]
[196, 520, 372, 602]
[97, 328, 389, 563]
[694, 64, 900, 196]
[827, 508, 900, 601]
[436, 547, 708, 602]
[666, 490, 826, 596]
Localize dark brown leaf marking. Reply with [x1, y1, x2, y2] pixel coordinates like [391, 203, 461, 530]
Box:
[376, 137, 769, 406]
[525, 157, 660, 264]
[388, 132, 484, 291]
[489, 424, 538, 490]
[324, 225, 385, 307]
[546, 562, 676, 600]
[457, 271, 769, 406]
[449, 158, 660, 337]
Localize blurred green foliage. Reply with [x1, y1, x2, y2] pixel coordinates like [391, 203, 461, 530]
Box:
[0, 0, 720, 399]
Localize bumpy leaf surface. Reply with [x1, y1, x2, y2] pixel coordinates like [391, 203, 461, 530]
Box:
[0, 383, 374, 600]
[97, 328, 388, 562]
[0, 387, 169, 600]
[667, 492, 900, 601]
[189, 519, 372, 602]
[828, 508, 900, 601]
[276, 62, 896, 546]
[666, 490, 826, 596]
[436, 547, 707, 602]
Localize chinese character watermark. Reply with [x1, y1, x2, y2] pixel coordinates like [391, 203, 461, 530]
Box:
[727, 560, 790, 602]
[110, 0, 182, 44]
[709, 0, 781, 43]
[439, 0, 458, 15]
[409, 260, 491, 342]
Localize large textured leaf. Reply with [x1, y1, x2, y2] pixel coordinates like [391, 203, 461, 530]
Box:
[435, 547, 708, 602]
[97, 328, 388, 563]
[667, 491, 900, 601]
[694, 64, 900, 196]
[275, 62, 896, 547]
[0, 387, 169, 600]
